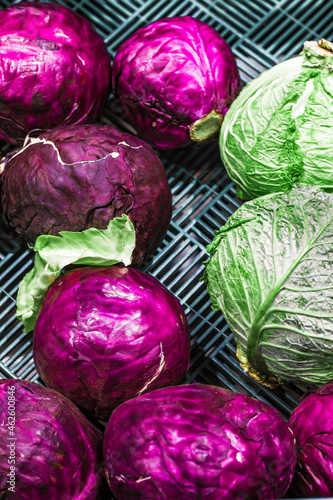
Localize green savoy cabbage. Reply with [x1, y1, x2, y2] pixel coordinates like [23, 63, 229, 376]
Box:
[220, 40, 333, 200]
[203, 185, 333, 387]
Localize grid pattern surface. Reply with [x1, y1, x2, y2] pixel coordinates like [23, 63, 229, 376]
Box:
[1, 0, 332, 407]
[0, 2, 332, 497]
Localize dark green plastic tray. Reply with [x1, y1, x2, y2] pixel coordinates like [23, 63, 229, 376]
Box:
[0, 1, 332, 498]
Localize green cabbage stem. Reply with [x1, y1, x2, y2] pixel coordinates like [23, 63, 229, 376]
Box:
[189, 110, 223, 142]
[318, 39, 333, 53]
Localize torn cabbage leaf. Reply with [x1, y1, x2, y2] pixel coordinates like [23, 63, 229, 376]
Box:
[16, 215, 136, 333]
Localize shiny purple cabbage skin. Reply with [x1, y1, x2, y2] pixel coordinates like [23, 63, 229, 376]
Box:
[0, 2, 111, 143]
[103, 383, 296, 500]
[33, 265, 191, 420]
[0, 123, 172, 266]
[288, 382, 333, 498]
[112, 16, 240, 149]
[0, 379, 104, 499]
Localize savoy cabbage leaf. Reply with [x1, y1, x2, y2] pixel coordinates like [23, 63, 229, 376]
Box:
[220, 41, 333, 200]
[203, 185, 333, 387]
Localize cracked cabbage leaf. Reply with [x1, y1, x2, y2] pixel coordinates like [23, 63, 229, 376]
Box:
[203, 185, 333, 387]
[220, 40, 333, 200]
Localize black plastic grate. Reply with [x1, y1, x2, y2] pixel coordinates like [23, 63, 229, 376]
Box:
[0, 1, 333, 498]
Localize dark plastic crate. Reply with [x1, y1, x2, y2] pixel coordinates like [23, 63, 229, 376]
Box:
[0, 1, 332, 499]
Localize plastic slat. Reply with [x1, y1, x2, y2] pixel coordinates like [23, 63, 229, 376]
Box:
[0, 364, 18, 379]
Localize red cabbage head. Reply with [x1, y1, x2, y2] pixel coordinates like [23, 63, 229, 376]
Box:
[0, 123, 172, 266]
[33, 265, 191, 420]
[288, 382, 333, 498]
[103, 383, 296, 500]
[0, 2, 111, 143]
[112, 16, 240, 149]
[0, 379, 104, 499]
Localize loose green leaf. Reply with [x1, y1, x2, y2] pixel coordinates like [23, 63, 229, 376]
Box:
[203, 185, 333, 387]
[16, 214, 136, 332]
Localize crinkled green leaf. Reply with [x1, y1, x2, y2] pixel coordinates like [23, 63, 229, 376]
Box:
[220, 47, 333, 200]
[16, 214, 136, 332]
[203, 185, 333, 387]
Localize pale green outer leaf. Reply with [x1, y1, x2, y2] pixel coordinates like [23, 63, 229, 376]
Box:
[203, 186, 333, 386]
[16, 214, 136, 333]
[220, 51, 333, 200]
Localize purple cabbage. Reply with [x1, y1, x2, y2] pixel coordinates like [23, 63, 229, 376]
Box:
[112, 16, 240, 149]
[0, 123, 172, 266]
[33, 265, 191, 420]
[103, 383, 296, 500]
[0, 379, 104, 499]
[288, 382, 333, 498]
[0, 2, 111, 143]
